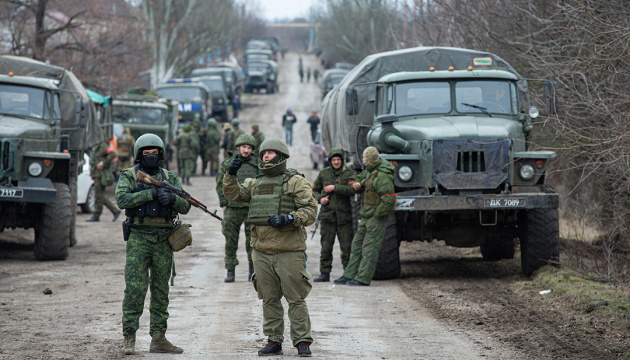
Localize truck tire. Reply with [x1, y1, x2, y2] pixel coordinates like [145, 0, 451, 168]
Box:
[520, 208, 559, 276]
[480, 237, 516, 261]
[69, 177, 78, 247]
[373, 215, 401, 280]
[34, 182, 71, 260]
[80, 185, 95, 214]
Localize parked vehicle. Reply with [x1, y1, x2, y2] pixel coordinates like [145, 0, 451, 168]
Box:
[191, 75, 230, 122]
[244, 61, 278, 94]
[76, 153, 94, 213]
[191, 66, 241, 101]
[156, 80, 211, 128]
[321, 69, 349, 99]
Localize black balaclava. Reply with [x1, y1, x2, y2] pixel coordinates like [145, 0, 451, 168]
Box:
[139, 147, 161, 175]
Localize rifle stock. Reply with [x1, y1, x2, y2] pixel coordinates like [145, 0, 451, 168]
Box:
[135, 170, 223, 221]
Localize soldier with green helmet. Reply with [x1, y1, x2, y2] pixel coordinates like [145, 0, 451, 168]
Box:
[227, 118, 244, 152]
[204, 118, 222, 177]
[334, 146, 395, 286]
[311, 148, 356, 282]
[216, 133, 260, 282]
[251, 124, 265, 159]
[175, 124, 200, 185]
[86, 140, 121, 222]
[223, 138, 317, 357]
[115, 133, 191, 355]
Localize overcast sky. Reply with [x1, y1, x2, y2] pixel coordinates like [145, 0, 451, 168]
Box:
[244, 0, 316, 21]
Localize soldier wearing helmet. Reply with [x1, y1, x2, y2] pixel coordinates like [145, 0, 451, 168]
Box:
[250, 124, 265, 159]
[221, 123, 231, 160]
[216, 133, 260, 282]
[281, 108, 297, 146]
[115, 133, 191, 355]
[223, 138, 317, 357]
[227, 117, 244, 152]
[86, 139, 121, 222]
[175, 124, 200, 185]
[204, 118, 222, 177]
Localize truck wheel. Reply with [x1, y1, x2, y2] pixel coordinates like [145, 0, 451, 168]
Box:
[373, 215, 401, 280]
[221, 111, 229, 123]
[34, 182, 71, 260]
[480, 237, 516, 261]
[80, 185, 95, 214]
[69, 177, 78, 247]
[520, 208, 559, 276]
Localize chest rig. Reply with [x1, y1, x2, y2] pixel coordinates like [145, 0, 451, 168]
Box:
[362, 169, 380, 206]
[125, 165, 176, 224]
[246, 171, 298, 226]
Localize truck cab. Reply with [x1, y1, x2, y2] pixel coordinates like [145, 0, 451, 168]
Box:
[156, 80, 211, 128]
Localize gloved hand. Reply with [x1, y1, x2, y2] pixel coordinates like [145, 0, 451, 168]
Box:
[227, 155, 243, 176]
[151, 187, 159, 199]
[267, 214, 293, 228]
[158, 188, 176, 206]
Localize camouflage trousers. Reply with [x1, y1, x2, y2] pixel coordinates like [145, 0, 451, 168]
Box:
[251, 249, 313, 346]
[319, 221, 353, 274]
[222, 206, 252, 270]
[192, 151, 204, 175]
[94, 181, 118, 218]
[178, 157, 194, 178]
[342, 215, 388, 285]
[122, 230, 173, 336]
[204, 150, 219, 174]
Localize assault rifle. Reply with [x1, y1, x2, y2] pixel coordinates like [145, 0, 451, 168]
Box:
[135, 170, 223, 221]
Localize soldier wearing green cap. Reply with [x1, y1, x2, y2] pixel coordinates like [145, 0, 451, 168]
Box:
[216, 133, 260, 282]
[204, 118, 222, 177]
[251, 124, 265, 159]
[175, 124, 200, 185]
[334, 146, 395, 286]
[223, 138, 317, 357]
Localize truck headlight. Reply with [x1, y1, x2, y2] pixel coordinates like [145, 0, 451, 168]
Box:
[519, 164, 535, 180]
[398, 166, 413, 182]
[28, 162, 43, 176]
[218, 99, 223, 104]
[194, 112, 200, 118]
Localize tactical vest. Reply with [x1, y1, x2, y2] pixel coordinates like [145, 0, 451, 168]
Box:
[125, 165, 176, 224]
[246, 171, 299, 226]
[117, 137, 133, 157]
[362, 169, 381, 206]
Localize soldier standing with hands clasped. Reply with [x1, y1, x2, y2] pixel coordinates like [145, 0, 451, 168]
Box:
[222, 138, 317, 357]
[334, 146, 395, 286]
[311, 149, 356, 282]
[216, 134, 260, 282]
[115, 134, 191, 355]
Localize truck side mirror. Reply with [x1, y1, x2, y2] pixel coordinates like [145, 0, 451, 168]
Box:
[543, 81, 558, 114]
[346, 88, 359, 115]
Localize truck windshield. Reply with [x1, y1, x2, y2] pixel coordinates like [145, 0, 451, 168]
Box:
[113, 106, 166, 125]
[0, 84, 47, 120]
[395, 82, 451, 115]
[156, 87, 203, 102]
[455, 80, 516, 115]
[201, 79, 223, 91]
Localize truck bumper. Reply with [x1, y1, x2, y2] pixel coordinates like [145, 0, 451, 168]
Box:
[0, 178, 56, 203]
[395, 193, 559, 211]
[212, 105, 226, 113]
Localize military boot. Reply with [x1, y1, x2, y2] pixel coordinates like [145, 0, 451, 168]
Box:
[86, 216, 100, 222]
[225, 269, 235, 283]
[313, 273, 330, 282]
[122, 334, 135, 355]
[248, 261, 254, 282]
[149, 331, 183, 354]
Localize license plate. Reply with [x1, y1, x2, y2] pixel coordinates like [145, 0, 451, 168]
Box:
[0, 188, 23, 198]
[484, 198, 525, 208]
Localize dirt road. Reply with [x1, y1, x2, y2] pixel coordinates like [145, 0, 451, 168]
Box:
[0, 53, 615, 360]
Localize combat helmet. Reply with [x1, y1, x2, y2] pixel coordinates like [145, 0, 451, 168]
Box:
[134, 134, 165, 159]
[235, 134, 257, 149]
[231, 118, 240, 127]
[208, 117, 218, 127]
[259, 138, 290, 158]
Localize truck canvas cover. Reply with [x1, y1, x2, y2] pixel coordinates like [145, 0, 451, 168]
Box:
[0, 55, 103, 150]
[320, 47, 525, 156]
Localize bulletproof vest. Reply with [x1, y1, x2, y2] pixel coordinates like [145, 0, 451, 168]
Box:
[362, 170, 380, 206]
[246, 171, 298, 226]
[117, 137, 133, 157]
[125, 165, 176, 223]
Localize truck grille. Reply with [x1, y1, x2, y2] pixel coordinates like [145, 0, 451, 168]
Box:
[456, 151, 485, 172]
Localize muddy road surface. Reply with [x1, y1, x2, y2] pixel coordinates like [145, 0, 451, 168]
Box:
[0, 53, 614, 360]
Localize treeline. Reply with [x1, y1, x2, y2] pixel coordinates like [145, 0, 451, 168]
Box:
[313, 0, 630, 281]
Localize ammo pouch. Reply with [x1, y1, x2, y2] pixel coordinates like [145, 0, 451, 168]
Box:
[168, 220, 192, 251]
[122, 219, 131, 241]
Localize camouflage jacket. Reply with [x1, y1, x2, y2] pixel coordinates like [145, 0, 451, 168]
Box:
[227, 128, 244, 151]
[216, 154, 259, 208]
[355, 158, 395, 218]
[252, 131, 265, 157]
[90, 141, 116, 178]
[176, 131, 200, 159]
[205, 127, 222, 154]
[312, 166, 356, 224]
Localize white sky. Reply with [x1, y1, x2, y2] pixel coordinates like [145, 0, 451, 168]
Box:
[244, 0, 316, 21]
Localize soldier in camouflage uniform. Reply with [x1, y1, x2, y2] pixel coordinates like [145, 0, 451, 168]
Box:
[251, 124, 265, 159]
[311, 148, 356, 282]
[116, 127, 135, 176]
[216, 134, 260, 282]
[191, 118, 206, 175]
[176, 124, 199, 186]
[221, 123, 231, 160]
[227, 118, 244, 152]
[223, 138, 317, 357]
[204, 118, 222, 177]
[86, 140, 121, 222]
[115, 134, 191, 355]
[334, 146, 395, 286]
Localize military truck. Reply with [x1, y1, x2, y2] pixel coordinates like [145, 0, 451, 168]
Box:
[320, 69, 349, 99]
[191, 66, 242, 101]
[321, 47, 559, 278]
[0, 55, 104, 260]
[244, 61, 278, 94]
[191, 75, 230, 122]
[156, 80, 211, 129]
[245, 49, 274, 65]
[112, 94, 179, 165]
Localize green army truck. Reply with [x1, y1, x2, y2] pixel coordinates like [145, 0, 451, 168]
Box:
[244, 60, 278, 94]
[0, 55, 104, 260]
[112, 94, 179, 166]
[321, 47, 559, 278]
[156, 80, 211, 129]
[191, 75, 230, 122]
